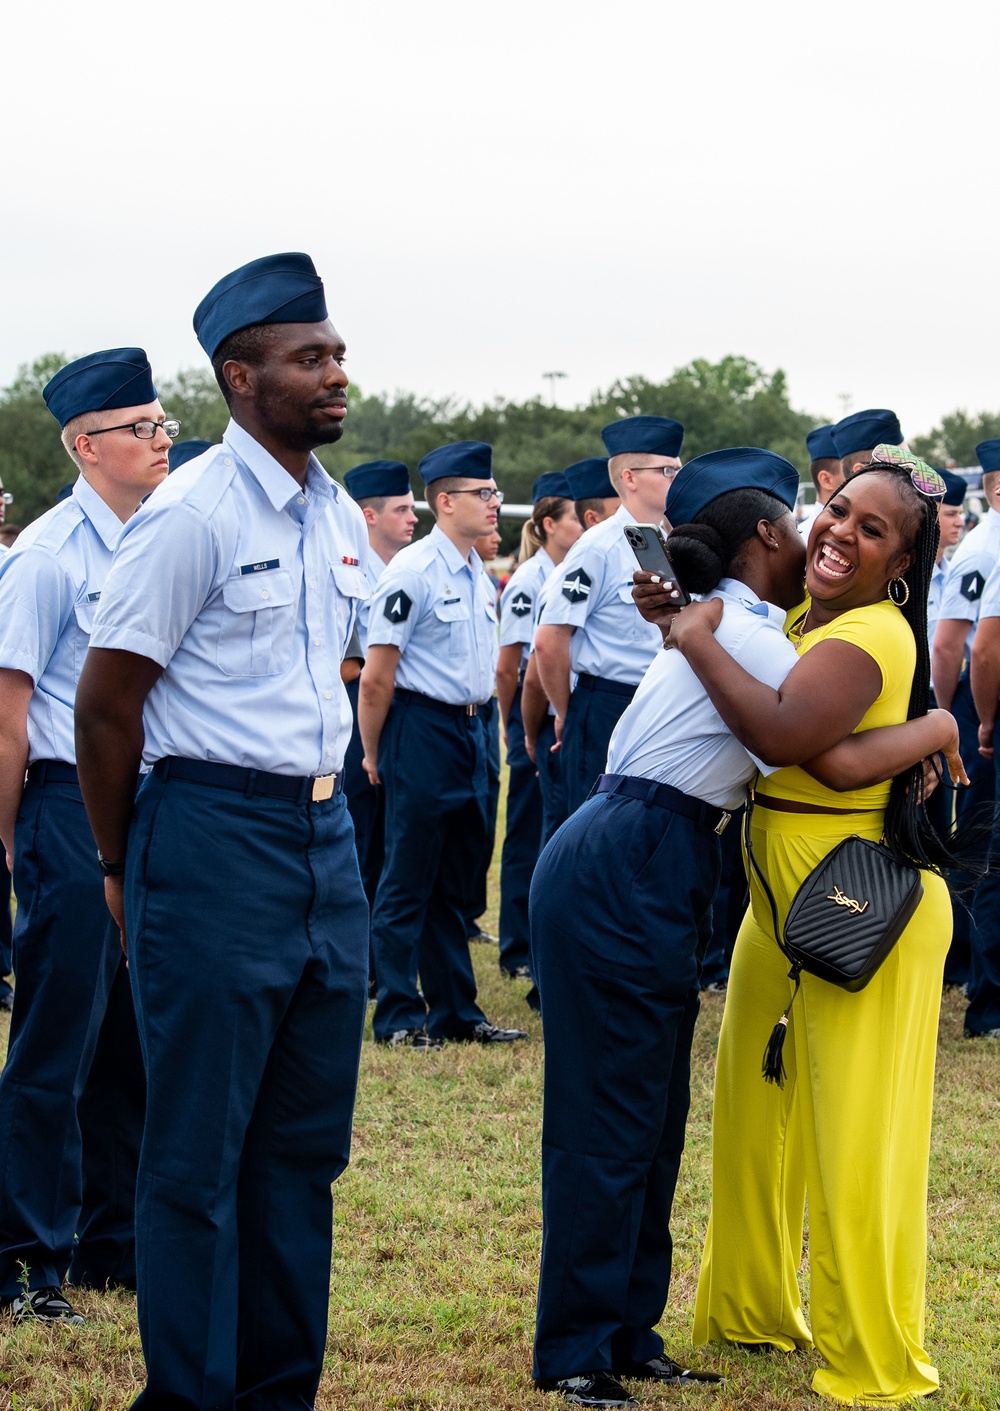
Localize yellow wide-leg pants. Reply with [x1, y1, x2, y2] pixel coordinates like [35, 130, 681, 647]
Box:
[693, 810, 950, 1404]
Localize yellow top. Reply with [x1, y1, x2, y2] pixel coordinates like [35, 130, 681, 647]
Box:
[755, 597, 916, 813]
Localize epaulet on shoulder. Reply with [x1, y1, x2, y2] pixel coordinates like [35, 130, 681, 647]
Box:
[153, 446, 238, 520]
[17, 497, 86, 557]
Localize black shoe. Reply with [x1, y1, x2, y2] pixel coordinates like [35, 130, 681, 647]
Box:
[466, 1020, 528, 1044]
[367, 977, 377, 1001]
[4, 1286, 85, 1325]
[615, 1353, 724, 1385]
[702, 980, 727, 994]
[0, 990, 12, 1013]
[469, 927, 499, 945]
[376, 1027, 443, 1050]
[525, 984, 541, 1013]
[964, 1026, 1000, 1039]
[535, 1371, 638, 1407]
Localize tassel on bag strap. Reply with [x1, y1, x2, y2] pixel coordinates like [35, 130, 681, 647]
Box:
[743, 797, 803, 1087]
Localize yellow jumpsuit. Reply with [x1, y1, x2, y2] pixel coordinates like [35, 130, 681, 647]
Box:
[693, 602, 951, 1404]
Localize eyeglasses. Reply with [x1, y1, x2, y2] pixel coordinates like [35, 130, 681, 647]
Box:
[635, 463, 680, 478]
[447, 487, 505, 504]
[869, 444, 946, 500]
[85, 419, 181, 441]
[1, 491, 12, 506]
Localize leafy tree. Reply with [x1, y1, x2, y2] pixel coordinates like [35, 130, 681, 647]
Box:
[910, 410, 1000, 468]
[156, 368, 229, 443]
[0, 355, 72, 526]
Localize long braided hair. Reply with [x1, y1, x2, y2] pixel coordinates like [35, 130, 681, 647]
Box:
[828, 463, 961, 872]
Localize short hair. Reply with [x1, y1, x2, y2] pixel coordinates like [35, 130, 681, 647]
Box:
[842, 448, 877, 479]
[809, 457, 841, 492]
[983, 469, 1000, 502]
[574, 496, 610, 528]
[211, 324, 282, 408]
[354, 494, 389, 512]
[424, 476, 463, 518]
[607, 451, 663, 495]
[59, 406, 117, 469]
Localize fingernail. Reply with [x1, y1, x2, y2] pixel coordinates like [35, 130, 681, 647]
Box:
[650, 575, 661, 584]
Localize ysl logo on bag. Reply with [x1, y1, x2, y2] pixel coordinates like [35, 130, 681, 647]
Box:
[827, 884, 869, 916]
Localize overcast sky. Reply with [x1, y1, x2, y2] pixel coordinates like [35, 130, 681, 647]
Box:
[2, 0, 997, 442]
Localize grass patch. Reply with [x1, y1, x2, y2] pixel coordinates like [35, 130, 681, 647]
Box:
[1, 773, 999, 1408]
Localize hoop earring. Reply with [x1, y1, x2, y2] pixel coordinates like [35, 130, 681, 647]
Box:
[888, 576, 910, 607]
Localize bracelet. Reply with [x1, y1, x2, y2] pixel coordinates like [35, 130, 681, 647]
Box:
[97, 851, 127, 877]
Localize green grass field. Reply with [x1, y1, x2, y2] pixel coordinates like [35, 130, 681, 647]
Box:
[1, 800, 999, 1409]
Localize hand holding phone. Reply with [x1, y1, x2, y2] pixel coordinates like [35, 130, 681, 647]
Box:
[623, 523, 691, 606]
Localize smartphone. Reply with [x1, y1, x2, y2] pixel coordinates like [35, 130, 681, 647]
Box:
[623, 523, 691, 605]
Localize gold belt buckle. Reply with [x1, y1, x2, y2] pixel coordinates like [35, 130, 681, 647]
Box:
[311, 774, 336, 802]
[714, 810, 732, 836]
[466, 703, 479, 717]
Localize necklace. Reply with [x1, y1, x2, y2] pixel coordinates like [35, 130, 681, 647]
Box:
[792, 607, 813, 642]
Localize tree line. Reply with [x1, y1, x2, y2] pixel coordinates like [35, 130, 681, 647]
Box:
[2, 351, 997, 543]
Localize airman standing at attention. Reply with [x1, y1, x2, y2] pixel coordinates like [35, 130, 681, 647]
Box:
[74, 253, 371, 1411]
[933, 439, 1000, 992]
[360, 441, 527, 1049]
[0, 349, 166, 1322]
[535, 417, 683, 816]
[342, 460, 418, 942]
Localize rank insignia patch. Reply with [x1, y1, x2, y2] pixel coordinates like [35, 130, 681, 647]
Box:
[961, 570, 985, 602]
[383, 590, 413, 624]
[509, 590, 532, 617]
[562, 568, 592, 604]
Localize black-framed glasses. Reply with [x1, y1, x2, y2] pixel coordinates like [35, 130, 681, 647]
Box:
[447, 487, 505, 504]
[85, 418, 180, 441]
[635, 463, 680, 478]
[869, 444, 946, 500]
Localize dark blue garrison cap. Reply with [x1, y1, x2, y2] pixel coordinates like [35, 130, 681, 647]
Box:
[832, 408, 903, 459]
[976, 440, 1000, 474]
[345, 460, 411, 500]
[43, 348, 157, 428]
[418, 441, 493, 485]
[601, 415, 684, 459]
[532, 471, 572, 502]
[666, 447, 800, 527]
[806, 424, 839, 461]
[564, 457, 615, 501]
[168, 439, 213, 472]
[193, 252, 328, 359]
[940, 469, 968, 506]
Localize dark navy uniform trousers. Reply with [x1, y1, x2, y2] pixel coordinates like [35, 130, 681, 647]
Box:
[944, 675, 995, 987]
[125, 766, 368, 1411]
[343, 675, 386, 984]
[498, 683, 543, 974]
[0, 766, 143, 1298]
[967, 718, 1000, 1035]
[466, 698, 501, 937]
[371, 692, 489, 1041]
[536, 715, 568, 848]
[529, 783, 719, 1380]
[560, 676, 636, 818]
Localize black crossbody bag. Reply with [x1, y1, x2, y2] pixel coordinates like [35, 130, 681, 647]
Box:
[742, 800, 923, 1085]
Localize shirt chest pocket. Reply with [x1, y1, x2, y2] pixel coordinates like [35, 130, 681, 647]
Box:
[433, 597, 470, 655]
[330, 563, 372, 647]
[617, 582, 642, 638]
[72, 599, 98, 674]
[217, 569, 296, 677]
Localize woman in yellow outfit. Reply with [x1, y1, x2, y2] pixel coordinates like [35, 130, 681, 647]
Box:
[668, 448, 963, 1404]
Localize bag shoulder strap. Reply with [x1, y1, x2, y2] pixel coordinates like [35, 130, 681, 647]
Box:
[743, 795, 786, 952]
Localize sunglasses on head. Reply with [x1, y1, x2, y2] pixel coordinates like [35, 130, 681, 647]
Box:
[867, 444, 947, 500]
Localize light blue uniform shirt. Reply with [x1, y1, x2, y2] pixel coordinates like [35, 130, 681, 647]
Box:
[937, 507, 1000, 659]
[0, 476, 124, 764]
[537, 503, 663, 685]
[500, 546, 555, 671]
[927, 555, 951, 653]
[607, 579, 799, 811]
[979, 558, 1000, 621]
[91, 420, 370, 777]
[355, 546, 389, 655]
[367, 523, 498, 705]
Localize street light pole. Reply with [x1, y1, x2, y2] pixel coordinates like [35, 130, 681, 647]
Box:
[542, 371, 568, 407]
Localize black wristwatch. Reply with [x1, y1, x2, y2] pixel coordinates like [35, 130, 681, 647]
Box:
[97, 851, 127, 877]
